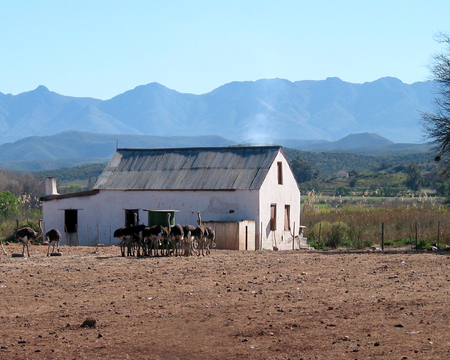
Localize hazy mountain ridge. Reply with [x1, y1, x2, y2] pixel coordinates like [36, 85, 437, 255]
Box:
[0, 131, 236, 170]
[0, 77, 435, 145]
[0, 131, 431, 172]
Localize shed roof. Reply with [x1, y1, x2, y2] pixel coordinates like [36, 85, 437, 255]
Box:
[94, 146, 283, 191]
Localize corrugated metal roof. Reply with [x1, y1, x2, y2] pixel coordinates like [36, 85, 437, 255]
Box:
[94, 146, 283, 191]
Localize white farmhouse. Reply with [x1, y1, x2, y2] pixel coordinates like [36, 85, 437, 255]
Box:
[41, 146, 303, 250]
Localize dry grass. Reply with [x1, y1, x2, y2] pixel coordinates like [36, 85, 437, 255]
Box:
[302, 193, 450, 248]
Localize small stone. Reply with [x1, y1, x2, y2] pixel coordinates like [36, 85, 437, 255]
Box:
[394, 323, 404, 328]
[374, 341, 380, 346]
[81, 317, 97, 328]
[98, 333, 103, 338]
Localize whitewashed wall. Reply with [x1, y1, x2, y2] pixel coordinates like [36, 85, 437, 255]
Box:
[258, 151, 301, 250]
[42, 189, 260, 246]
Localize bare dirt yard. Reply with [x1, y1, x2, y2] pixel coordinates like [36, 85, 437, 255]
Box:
[1, 244, 450, 360]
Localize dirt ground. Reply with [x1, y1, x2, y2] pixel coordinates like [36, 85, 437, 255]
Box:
[1, 244, 450, 360]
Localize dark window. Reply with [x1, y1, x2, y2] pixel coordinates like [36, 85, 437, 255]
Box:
[125, 209, 139, 227]
[277, 162, 283, 184]
[270, 204, 277, 231]
[64, 210, 78, 233]
[284, 205, 291, 231]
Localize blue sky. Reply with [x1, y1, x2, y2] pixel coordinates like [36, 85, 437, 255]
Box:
[1, 1, 449, 99]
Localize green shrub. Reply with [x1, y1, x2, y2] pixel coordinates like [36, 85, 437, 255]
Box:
[347, 223, 371, 249]
[326, 221, 347, 249]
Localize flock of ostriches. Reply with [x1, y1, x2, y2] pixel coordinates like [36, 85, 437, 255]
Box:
[10, 212, 216, 257]
[113, 212, 216, 257]
[10, 212, 215, 258]
[12, 219, 61, 257]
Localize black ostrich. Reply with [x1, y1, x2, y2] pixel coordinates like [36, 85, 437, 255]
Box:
[45, 228, 62, 256]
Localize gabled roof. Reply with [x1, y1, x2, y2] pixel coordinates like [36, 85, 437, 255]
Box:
[94, 146, 283, 191]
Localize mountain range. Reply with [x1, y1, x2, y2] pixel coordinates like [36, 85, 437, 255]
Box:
[0, 77, 435, 145]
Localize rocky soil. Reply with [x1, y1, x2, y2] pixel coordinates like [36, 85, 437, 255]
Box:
[1, 244, 450, 359]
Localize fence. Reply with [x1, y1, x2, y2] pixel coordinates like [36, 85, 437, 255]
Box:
[301, 202, 450, 249]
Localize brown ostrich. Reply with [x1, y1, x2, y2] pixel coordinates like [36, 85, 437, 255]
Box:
[192, 212, 207, 256]
[16, 220, 43, 257]
[205, 226, 216, 254]
[45, 228, 62, 256]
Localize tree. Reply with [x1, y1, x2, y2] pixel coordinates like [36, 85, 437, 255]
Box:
[290, 157, 319, 183]
[404, 162, 422, 191]
[0, 191, 20, 219]
[422, 33, 450, 174]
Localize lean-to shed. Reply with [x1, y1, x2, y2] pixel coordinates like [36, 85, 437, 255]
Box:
[41, 146, 302, 250]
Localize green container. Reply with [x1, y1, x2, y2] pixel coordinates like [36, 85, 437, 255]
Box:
[146, 210, 178, 227]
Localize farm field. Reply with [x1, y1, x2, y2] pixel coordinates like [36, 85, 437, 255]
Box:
[1, 244, 450, 359]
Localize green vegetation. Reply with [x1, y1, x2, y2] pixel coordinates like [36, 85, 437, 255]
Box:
[0, 169, 43, 242]
[34, 163, 106, 193]
[285, 148, 443, 198]
[302, 193, 450, 251]
[284, 148, 432, 178]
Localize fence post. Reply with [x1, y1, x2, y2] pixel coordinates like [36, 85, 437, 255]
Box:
[381, 223, 384, 250]
[292, 222, 296, 250]
[318, 223, 322, 248]
[415, 222, 418, 251]
[438, 221, 440, 248]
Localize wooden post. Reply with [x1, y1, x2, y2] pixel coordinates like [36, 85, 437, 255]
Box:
[318, 223, 322, 248]
[292, 222, 296, 250]
[75, 224, 79, 246]
[438, 221, 440, 248]
[381, 223, 384, 251]
[415, 222, 418, 251]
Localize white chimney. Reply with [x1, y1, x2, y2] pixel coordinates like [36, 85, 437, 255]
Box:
[45, 177, 58, 195]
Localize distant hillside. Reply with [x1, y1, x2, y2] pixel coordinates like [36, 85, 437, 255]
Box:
[0, 130, 434, 175]
[275, 133, 430, 155]
[0, 131, 235, 171]
[284, 148, 434, 178]
[0, 77, 434, 145]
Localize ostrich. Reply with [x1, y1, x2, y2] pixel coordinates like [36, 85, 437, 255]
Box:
[142, 224, 168, 257]
[205, 226, 216, 255]
[113, 224, 145, 257]
[168, 213, 184, 256]
[169, 224, 184, 256]
[183, 224, 196, 256]
[130, 224, 146, 257]
[192, 212, 207, 256]
[156, 213, 174, 256]
[16, 220, 43, 257]
[46, 228, 62, 256]
[113, 227, 130, 257]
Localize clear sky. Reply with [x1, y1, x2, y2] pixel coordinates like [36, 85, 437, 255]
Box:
[1, 0, 449, 100]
